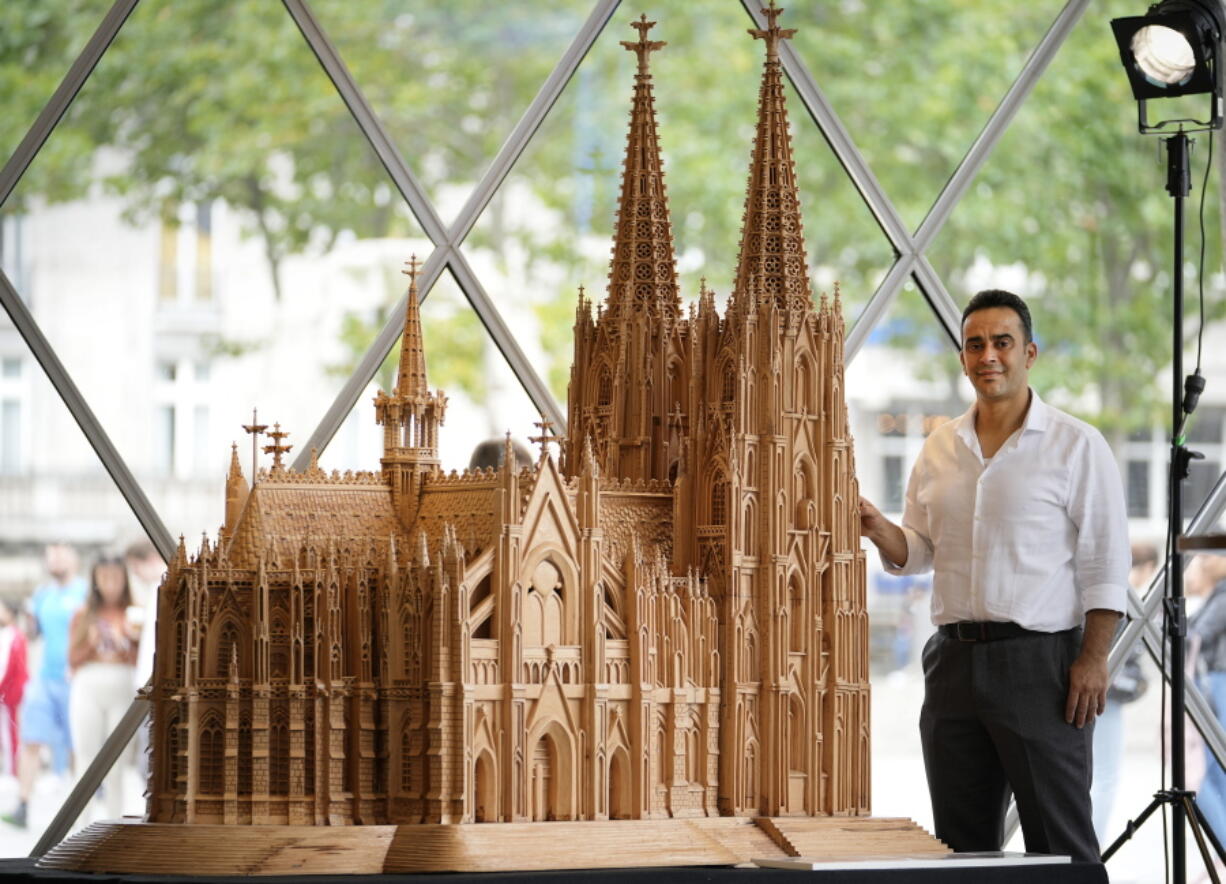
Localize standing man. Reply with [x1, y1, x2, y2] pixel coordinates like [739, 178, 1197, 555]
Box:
[860, 289, 1129, 862]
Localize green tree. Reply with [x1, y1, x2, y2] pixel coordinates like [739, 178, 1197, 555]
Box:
[2, 0, 1220, 443]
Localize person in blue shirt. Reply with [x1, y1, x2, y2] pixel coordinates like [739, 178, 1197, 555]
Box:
[2, 544, 87, 828]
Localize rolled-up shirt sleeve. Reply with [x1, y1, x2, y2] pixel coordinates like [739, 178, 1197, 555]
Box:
[1068, 431, 1129, 614]
[882, 458, 935, 576]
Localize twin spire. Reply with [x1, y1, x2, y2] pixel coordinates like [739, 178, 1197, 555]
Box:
[604, 14, 680, 323]
[734, 0, 811, 312]
[604, 2, 812, 320]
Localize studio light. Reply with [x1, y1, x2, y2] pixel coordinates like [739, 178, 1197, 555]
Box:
[1111, 0, 1225, 130]
[1104, 4, 1226, 884]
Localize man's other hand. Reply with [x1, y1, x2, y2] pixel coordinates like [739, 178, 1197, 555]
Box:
[859, 496, 886, 537]
[1065, 650, 1109, 728]
[1065, 609, 1121, 728]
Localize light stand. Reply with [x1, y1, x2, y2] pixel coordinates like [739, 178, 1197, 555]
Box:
[1105, 4, 1226, 880]
[1100, 130, 1226, 884]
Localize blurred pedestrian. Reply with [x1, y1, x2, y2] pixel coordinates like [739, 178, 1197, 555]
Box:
[1091, 540, 1155, 844]
[68, 556, 139, 822]
[0, 598, 29, 777]
[1189, 553, 1226, 842]
[2, 543, 87, 828]
[123, 539, 164, 693]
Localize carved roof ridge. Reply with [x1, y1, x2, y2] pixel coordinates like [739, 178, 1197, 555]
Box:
[255, 466, 385, 486]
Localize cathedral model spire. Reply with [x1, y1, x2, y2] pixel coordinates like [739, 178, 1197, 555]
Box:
[606, 14, 680, 322]
[373, 256, 447, 519]
[733, 0, 812, 313]
[566, 16, 685, 482]
[393, 255, 430, 399]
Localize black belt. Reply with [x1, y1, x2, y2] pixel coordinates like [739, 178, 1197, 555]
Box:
[938, 621, 1050, 642]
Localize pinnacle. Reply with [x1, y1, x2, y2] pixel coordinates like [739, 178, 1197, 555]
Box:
[394, 253, 430, 400]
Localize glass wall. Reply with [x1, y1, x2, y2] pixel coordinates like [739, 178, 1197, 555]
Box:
[0, 2, 1222, 877]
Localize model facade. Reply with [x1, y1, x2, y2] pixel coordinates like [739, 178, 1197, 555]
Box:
[145, 7, 869, 828]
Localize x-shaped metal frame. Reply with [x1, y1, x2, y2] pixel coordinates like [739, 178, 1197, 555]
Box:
[0, 0, 1215, 856]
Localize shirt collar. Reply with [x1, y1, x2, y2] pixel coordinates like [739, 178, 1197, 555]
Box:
[954, 388, 1048, 456]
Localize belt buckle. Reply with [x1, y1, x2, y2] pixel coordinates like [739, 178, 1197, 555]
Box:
[955, 622, 983, 642]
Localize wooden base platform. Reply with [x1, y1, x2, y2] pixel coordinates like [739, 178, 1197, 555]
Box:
[36, 816, 948, 876]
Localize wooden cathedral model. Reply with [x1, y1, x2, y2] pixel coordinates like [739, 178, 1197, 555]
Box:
[143, 6, 869, 830]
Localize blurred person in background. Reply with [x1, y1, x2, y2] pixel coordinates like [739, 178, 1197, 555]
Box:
[0, 598, 29, 779]
[68, 556, 139, 823]
[123, 539, 164, 692]
[124, 539, 164, 775]
[2, 543, 87, 828]
[1091, 540, 1155, 844]
[1188, 552, 1226, 841]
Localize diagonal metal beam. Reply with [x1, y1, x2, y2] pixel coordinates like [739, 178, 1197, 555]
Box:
[31, 697, 147, 856]
[448, 0, 622, 247]
[1111, 471, 1226, 676]
[0, 0, 139, 210]
[740, 0, 920, 363]
[742, 0, 910, 255]
[844, 255, 915, 362]
[913, 257, 963, 349]
[912, 0, 1091, 254]
[0, 269, 174, 559]
[281, 0, 448, 245]
[285, 0, 616, 466]
[746, 0, 1087, 363]
[446, 248, 564, 430]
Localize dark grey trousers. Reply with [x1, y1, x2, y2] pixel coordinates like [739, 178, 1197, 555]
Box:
[919, 628, 1100, 863]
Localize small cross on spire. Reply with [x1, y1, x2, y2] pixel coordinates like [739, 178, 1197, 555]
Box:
[262, 423, 293, 472]
[402, 254, 421, 286]
[621, 14, 666, 75]
[242, 408, 268, 485]
[749, 0, 796, 60]
[529, 416, 556, 462]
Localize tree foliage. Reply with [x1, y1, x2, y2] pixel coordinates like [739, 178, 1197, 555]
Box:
[1, 0, 1222, 440]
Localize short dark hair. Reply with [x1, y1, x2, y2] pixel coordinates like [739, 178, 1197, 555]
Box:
[961, 289, 1033, 344]
[469, 437, 533, 471]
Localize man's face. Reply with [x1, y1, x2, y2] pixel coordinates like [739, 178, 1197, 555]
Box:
[959, 306, 1037, 404]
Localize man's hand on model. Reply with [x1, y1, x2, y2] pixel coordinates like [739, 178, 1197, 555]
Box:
[858, 497, 909, 568]
[1065, 609, 1122, 728]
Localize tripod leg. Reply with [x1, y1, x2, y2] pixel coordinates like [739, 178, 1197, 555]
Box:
[1102, 795, 1168, 862]
[1189, 794, 1226, 870]
[1183, 795, 1221, 884]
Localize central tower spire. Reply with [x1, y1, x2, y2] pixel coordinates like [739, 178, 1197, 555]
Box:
[733, 1, 812, 312]
[374, 256, 448, 522]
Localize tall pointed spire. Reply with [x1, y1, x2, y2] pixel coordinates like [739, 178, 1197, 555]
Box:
[605, 14, 680, 322]
[733, 1, 811, 312]
[396, 255, 429, 398]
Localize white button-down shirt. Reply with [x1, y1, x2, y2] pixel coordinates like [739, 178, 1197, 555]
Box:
[883, 390, 1129, 631]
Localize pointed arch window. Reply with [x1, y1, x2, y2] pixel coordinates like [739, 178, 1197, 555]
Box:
[165, 712, 181, 793]
[721, 362, 736, 402]
[270, 711, 289, 796]
[199, 713, 224, 794]
[598, 369, 613, 406]
[711, 477, 727, 526]
[217, 620, 240, 678]
[238, 714, 253, 795]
